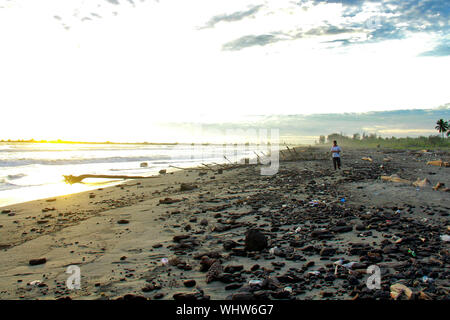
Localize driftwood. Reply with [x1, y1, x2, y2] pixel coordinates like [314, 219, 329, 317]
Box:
[63, 174, 159, 184]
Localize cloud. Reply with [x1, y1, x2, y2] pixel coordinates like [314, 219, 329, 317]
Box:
[419, 39, 450, 57]
[215, 0, 449, 53]
[200, 5, 263, 29]
[222, 33, 284, 51]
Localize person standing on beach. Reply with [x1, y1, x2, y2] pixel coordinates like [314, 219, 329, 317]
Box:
[331, 140, 342, 170]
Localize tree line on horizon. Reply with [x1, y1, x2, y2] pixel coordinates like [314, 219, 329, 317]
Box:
[316, 118, 450, 148]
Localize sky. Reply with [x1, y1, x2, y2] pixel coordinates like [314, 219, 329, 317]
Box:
[0, 0, 449, 142]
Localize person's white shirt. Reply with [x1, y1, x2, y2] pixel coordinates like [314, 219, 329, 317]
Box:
[331, 146, 342, 158]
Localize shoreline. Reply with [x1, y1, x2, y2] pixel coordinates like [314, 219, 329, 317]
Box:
[0, 147, 448, 300]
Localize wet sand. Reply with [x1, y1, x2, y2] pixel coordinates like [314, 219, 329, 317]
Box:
[0, 147, 449, 300]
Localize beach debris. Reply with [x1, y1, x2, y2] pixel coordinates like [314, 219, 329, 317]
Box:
[161, 258, 169, 265]
[223, 240, 238, 251]
[440, 235, 450, 242]
[245, 229, 268, 252]
[361, 157, 373, 162]
[159, 169, 166, 174]
[63, 174, 159, 184]
[412, 178, 431, 187]
[117, 219, 129, 224]
[183, 280, 196, 287]
[390, 283, 413, 300]
[380, 174, 412, 185]
[283, 286, 293, 293]
[333, 259, 344, 274]
[180, 183, 197, 192]
[140, 162, 148, 167]
[206, 261, 223, 283]
[29, 258, 46, 266]
[248, 279, 263, 286]
[426, 160, 450, 167]
[418, 291, 432, 300]
[28, 280, 46, 287]
[309, 199, 323, 206]
[320, 247, 336, 256]
[159, 197, 182, 204]
[432, 182, 449, 191]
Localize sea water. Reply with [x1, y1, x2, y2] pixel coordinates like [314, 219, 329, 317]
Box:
[0, 142, 259, 207]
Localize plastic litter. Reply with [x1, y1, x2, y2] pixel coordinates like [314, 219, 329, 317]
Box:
[440, 235, 450, 242]
[343, 262, 358, 269]
[333, 259, 344, 274]
[295, 227, 302, 233]
[161, 258, 169, 265]
[422, 276, 434, 284]
[29, 280, 41, 286]
[309, 200, 320, 207]
[249, 280, 263, 286]
[340, 198, 346, 203]
[408, 248, 416, 257]
[308, 271, 320, 276]
[283, 286, 293, 293]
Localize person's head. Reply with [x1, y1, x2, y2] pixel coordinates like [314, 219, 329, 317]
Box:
[333, 140, 337, 146]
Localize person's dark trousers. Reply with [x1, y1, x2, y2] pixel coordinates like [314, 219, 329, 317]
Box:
[333, 157, 341, 170]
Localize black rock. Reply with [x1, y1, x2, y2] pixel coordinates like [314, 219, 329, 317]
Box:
[320, 247, 336, 256]
[225, 283, 243, 290]
[223, 240, 238, 251]
[29, 258, 46, 266]
[183, 280, 196, 287]
[245, 229, 268, 252]
[231, 292, 255, 300]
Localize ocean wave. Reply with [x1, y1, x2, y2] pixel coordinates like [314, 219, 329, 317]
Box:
[7, 173, 27, 180]
[0, 181, 23, 191]
[0, 155, 173, 167]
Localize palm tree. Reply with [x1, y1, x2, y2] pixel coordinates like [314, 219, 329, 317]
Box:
[435, 119, 449, 138]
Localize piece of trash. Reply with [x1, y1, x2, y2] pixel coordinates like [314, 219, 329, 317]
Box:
[340, 198, 346, 203]
[440, 235, 450, 242]
[295, 227, 302, 233]
[269, 247, 276, 255]
[249, 280, 263, 286]
[283, 286, 293, 293]
[333, 259, 344, 274]
[407, 248, 416, 257]
[309, 200, 320, 207]
[161, 258, 169, 265]
[390, 283, 413, 300]
[308, 271, 320, 276]
[422, 276, 433, 284]
[343, 262, 358, 269]
[29, 280, 41, 286]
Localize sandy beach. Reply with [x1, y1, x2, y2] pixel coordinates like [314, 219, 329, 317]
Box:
[0, 147, 449, 300]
